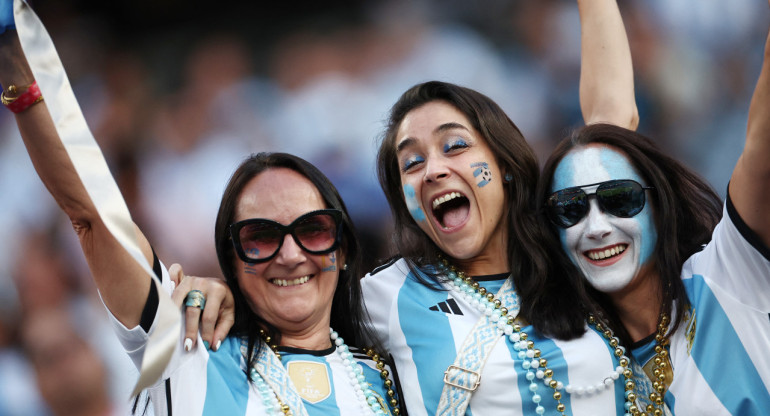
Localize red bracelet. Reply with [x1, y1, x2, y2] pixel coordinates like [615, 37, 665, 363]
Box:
[2, 81, 44, 113]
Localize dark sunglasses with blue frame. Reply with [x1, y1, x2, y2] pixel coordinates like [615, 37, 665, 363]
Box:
[545, 179, 654, 228]
[230, 209, 343, 263]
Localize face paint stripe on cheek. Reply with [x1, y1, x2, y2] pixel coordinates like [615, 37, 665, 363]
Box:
[403, 184, 426, 222]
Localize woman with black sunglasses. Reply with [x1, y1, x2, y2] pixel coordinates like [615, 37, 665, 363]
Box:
[0, 2, 403, 415]
[536, 13, 770, 413]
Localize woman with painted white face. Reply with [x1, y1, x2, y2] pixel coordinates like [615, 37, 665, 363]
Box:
[537, 20, 770, 412]
[0, 3, 403, 415]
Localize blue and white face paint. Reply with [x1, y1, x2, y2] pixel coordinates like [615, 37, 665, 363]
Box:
[471, 162, 492, 187]
[403, 183, 426, 222]
[551, 145, 657, 293]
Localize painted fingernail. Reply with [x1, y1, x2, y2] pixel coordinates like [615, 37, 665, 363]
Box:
[203, 340, 210, 350]
[170, 280, 176, 291]
[184, 338, 193, 352]
[214, 340, 222, 351]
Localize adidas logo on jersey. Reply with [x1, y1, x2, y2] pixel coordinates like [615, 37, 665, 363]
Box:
[429, 298, 463, 315]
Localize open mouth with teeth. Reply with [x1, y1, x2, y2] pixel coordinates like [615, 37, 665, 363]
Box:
[584, 244, 628, 263]
[432, 191, 470, 229]
[270, 275, 311, 287]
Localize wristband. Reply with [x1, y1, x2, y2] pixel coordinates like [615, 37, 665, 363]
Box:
[1, 81, 43, 113]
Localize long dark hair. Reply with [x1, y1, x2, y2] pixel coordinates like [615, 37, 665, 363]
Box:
[536, 123, 723, 344]
[377, 81, 590, 339]
[214, 152, 373, 373]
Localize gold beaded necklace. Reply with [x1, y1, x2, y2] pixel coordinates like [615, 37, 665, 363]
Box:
[647, 314, 672, 411]
[363, 347, 402, 415]
[589, 312, 673, 416]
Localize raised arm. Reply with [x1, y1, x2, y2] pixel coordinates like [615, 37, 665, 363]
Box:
[577, 0, 638, 129]
[730, 22, 770, 248]
[0, 25, 153, 328]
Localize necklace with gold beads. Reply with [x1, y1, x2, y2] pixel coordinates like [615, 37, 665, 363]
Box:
[256, 328, 400, 416]
[640, 313, 672, 414]
[587, 311, 672, 416]
[438, 259, 637, 416]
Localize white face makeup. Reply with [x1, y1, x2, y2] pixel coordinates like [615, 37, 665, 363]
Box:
[551, 145, 657, 293]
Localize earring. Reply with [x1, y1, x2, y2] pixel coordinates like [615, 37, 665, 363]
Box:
[342, 264, 348, 271]
[504, 173, 513, 183]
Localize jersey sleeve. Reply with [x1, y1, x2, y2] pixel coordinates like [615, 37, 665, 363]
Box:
[684, 196, 770, 310]
[105, 256, 209, 384]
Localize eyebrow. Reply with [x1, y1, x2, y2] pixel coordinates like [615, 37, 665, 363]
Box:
[396, 122, 471, 153]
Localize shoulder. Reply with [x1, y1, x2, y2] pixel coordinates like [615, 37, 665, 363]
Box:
[685, 199, 770, 275]
[362, 257, 411, 288]
[368, 256, 406, 277]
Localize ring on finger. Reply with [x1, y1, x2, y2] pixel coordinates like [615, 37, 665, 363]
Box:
[184, 289, 206, 310]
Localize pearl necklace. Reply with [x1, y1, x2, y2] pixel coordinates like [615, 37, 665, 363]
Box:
[252, 329, 396, 416]
[438, 260, 635, 416]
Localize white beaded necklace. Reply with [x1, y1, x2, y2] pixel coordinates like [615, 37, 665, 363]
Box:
[437, 260, 636, 415]
[250, 328, 390, 416]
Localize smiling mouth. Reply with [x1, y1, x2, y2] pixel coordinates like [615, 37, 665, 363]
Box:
[584, 244, 627, 261]
[270, 275, 311, 287]
[432, 192, 470, 229]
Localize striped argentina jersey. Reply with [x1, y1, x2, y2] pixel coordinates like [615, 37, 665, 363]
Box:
[108, 262, 394, 416]
[632, 198, 770, 415]
[361, 259, 629, 415]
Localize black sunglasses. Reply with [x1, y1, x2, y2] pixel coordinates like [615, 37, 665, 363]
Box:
[230, 209, 343, 263]
[545, 179, 654, 228]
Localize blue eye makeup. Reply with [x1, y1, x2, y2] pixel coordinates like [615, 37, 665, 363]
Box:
[443, 138, 469, 153]
[402, 154, 425, 172]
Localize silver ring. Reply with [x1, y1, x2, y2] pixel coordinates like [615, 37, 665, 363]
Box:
[184, 289, 206, 310]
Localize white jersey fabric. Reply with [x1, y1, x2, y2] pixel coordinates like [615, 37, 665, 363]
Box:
[361, 259, 629, 416]
[108, 263, 393, 416]
[631, 199, 770, 415]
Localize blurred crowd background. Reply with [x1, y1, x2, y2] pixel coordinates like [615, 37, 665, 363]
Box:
[0, 0, 767, 415]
